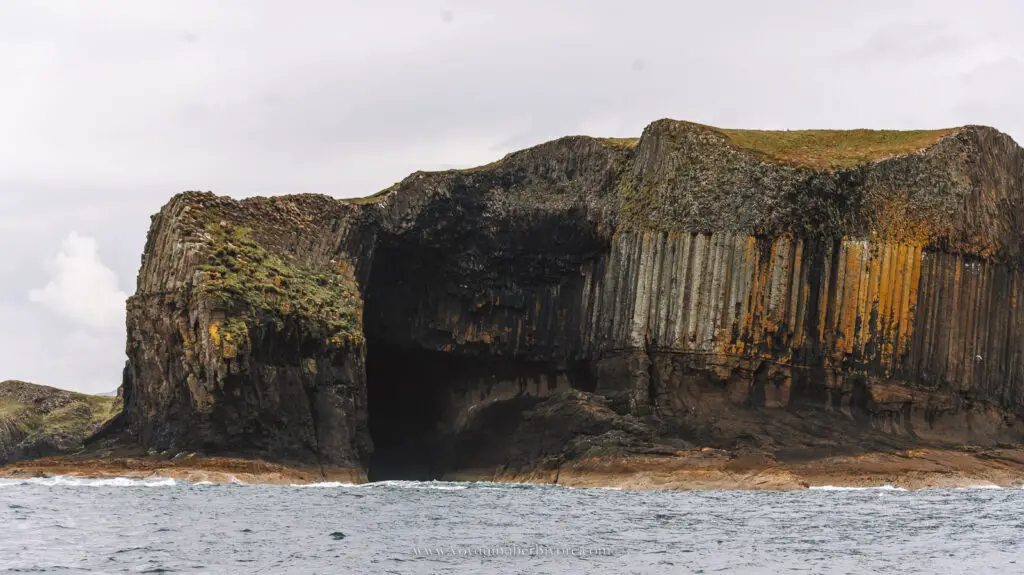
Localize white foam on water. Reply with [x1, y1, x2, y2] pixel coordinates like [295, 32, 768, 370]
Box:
[556, 484, 623, 491]
[814, 484, 1011, 491]
[289, 481, 359, 488]
[360, 480, 469, 490]
[809, 485, 908, 491]
[0, 476, 177, 488]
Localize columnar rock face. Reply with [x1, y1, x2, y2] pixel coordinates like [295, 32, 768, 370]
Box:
[118, 120, 1024, 480]
[122, 193, 373, 473]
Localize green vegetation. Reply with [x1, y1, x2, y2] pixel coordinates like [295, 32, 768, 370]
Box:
[0, 397, 26, 419]
[717, 127, 958, 170]
[197, 224, 364, 351]
[24, 395, 117, 439]
[598, 137, 640, 149]
[345, 183, 400, 205]
[0, 383, 118, 444]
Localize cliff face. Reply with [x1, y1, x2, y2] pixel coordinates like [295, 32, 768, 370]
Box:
[0, 381, 119, 464]
[118, 120, 1024, 480]
[120, 193, 373, 474]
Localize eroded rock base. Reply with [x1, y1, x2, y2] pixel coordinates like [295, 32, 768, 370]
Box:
[446, 448, 1024, 490]
[0, 455, 366, 485]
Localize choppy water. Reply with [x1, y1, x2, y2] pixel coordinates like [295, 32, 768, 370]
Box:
[2, 477, 1023, 574]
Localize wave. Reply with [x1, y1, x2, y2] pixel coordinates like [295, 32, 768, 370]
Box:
[360, 480, 469, 490]
[287, 480, 473, 490]
[812, 484, 1010, 491]
[809, 485, 908, 491]
[0, 476, 177, 488]
[288, 479, 565, 490]
[288, 481, 360, 488]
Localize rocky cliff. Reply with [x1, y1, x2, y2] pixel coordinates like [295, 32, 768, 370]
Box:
[0, 381, 119, 464]
[111, 120, 1024, 483]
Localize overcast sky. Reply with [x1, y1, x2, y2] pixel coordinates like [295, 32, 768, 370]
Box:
[1, 0, 1022, 394]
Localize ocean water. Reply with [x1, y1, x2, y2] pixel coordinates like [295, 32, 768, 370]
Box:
[1, 478, 1023, 574]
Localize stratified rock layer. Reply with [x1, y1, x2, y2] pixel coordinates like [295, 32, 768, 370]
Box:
[116, 120, 1024, 482]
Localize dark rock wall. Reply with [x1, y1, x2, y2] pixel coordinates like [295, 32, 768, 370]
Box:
[119, 120, 1024, 478]
[122, 193, 374, 470]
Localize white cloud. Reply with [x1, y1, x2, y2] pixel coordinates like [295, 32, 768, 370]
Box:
[28, 232, 127, 330]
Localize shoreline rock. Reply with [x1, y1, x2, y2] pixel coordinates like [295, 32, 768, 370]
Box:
[0, 455, 365, 486]
[4, 448, 1024, 490]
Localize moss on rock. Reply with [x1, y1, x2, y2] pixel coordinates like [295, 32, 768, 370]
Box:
[196, 222, 364, 354]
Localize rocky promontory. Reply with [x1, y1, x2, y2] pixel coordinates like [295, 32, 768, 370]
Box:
[0, 381, 119, 464]
[7, 119, 1024, 488]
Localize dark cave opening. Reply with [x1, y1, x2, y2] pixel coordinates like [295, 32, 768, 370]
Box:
[360, 234, 600, 482]
[364, 342, 596, 481]
[364, 344, 453, 481]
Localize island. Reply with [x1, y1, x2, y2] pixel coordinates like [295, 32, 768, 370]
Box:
[5, 119, 1024, 489]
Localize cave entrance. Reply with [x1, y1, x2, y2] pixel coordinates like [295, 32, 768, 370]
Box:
[364, 343, 455, 481]
[364, 341, 598, 481]
[360, 234, 599, 482]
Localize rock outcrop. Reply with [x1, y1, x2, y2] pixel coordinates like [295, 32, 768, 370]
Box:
[0, 381, 119, 464]
[110, 120, 1024, 483]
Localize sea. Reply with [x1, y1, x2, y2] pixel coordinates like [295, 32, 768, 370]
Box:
[1, 477, 1022, 574]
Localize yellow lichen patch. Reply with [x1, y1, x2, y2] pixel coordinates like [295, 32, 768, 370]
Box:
[834, 242, 866, 356]
[207, 319, 248, 359]
[221, 334, 237, 360]
[869, 193, 939, 247]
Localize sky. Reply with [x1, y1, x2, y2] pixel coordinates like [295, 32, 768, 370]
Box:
[1, 0, 1022, 394]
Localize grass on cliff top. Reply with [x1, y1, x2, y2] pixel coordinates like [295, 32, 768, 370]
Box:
[717, 127, 959, 170]
[0, 397, 26, 418]
[0, 392, 117, 438]
[345, 183, 399, 205]
[33, 396, 117, 434]
[597, 137, 640, 149]
[198, 224, 364, 349]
